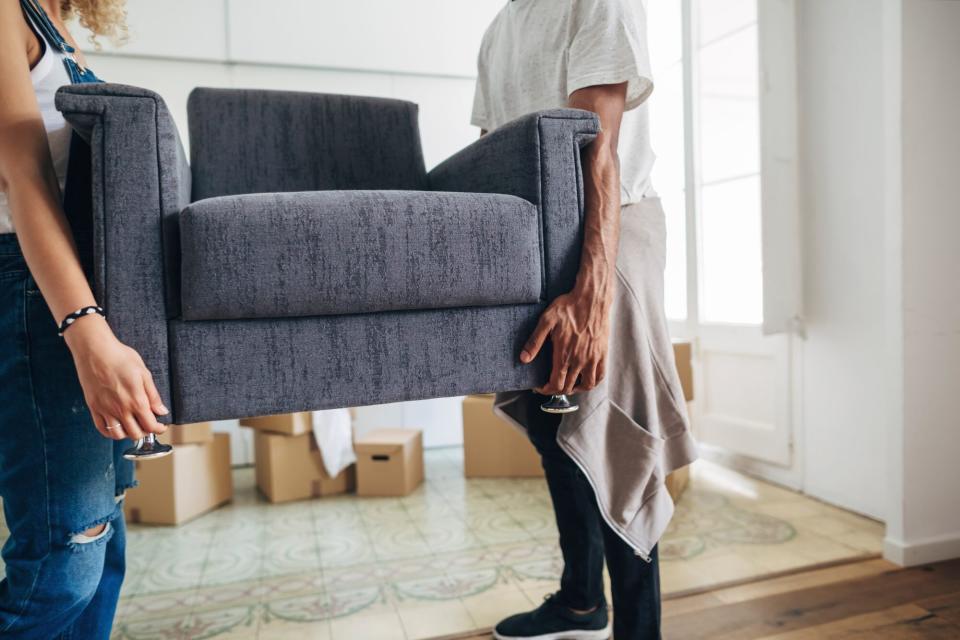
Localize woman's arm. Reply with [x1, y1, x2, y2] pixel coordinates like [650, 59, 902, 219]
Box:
[0, 3, 167, 440]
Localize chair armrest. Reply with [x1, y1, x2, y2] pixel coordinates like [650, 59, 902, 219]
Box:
[427, 109, 600, 299]
[56, 83, 191, 422]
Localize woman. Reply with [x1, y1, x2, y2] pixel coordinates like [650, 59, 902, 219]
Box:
[0, 1, 168, 637]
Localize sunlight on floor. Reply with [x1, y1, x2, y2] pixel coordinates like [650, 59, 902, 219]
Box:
[0, 450, 883, 640]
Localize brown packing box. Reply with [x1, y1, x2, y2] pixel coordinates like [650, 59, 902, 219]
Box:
[254, 430, 355, 503]
[665, 400, 696, 503]
[157, 421, 214, 446]
[355, 428, 424, 497]
[463, 394, 544, 478]
[672, 341, 694, 402]
[665, 462, 691, 504]
[124, 433, 233, 526]
[240, 412, 312, 436]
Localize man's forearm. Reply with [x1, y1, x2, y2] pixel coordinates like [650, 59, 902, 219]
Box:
[519, 82, 628, 393]
[573, 136, 621, 308]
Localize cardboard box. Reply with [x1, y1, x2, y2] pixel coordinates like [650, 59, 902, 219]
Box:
[157, 421, 214, 446]
[666, 464, 690, 503]
[124, 433, 233, 525]
[672, 341, 694, 401]
[254, 430, 355, 503]
[355, 428, 423, 497]
[240, 412, 311, 436]
[463, 395, 543, 478]
[666, 400, 696, 503]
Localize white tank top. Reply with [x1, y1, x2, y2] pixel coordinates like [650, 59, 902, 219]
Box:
[0, 11, 73, 235]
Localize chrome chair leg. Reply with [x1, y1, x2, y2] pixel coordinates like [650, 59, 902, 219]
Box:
[123, 433, 173, 460]
[540, 394, 579, 414]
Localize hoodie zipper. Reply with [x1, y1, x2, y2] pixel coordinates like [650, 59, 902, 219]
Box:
[557, 436, 653, 563]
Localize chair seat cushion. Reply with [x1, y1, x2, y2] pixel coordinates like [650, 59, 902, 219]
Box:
[179, 190, 543, 321]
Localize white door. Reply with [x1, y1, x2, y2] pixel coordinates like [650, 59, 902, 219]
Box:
[648, 0, 799, 468]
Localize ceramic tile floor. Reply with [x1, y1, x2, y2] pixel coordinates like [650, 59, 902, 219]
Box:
[0, 449, 884, 640]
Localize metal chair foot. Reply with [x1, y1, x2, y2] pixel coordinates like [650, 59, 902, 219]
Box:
[123, 433, 173, 460]
[540, 394, 579, 414]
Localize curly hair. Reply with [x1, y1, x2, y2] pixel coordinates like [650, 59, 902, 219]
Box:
[60, 0, 128, 48]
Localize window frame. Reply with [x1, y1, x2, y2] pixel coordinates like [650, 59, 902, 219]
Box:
[669, 0, 801, 336]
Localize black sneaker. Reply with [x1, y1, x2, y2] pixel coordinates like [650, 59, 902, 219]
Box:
[493, 593, 611, 640]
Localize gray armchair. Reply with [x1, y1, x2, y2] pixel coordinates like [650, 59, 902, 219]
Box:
[55, 84, 600, 424]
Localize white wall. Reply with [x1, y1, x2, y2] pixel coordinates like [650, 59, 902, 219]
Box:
[797, 0, 960, 562]
[83, 0, 500, 167]
[795, 0, 889, 520]
[884, 0, 960, 566]
[78, 0, 505, 458]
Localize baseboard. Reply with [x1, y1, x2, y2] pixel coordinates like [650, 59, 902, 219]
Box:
[884, 532, 960, 566]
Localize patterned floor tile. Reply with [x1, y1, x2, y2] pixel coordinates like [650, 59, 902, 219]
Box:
[1, 451, 885, 639]
[392, 567, 502, 603]
[259, 618, 331, 640]
[397, 598, 478, 640]
[329, 609, 403, 640]
[461, 580, 536, 628]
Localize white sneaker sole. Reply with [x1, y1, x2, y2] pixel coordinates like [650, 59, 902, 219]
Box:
[492, 626, 611, 640]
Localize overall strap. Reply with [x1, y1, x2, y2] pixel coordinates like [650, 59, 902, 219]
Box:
[20, 0, 76, 54]
[20, 2, 102, 266]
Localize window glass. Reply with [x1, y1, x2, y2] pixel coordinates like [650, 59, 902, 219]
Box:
[647, 0, 687, 321]
[696, 0, 762, 324]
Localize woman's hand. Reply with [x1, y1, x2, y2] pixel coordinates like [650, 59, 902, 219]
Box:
[63, 315, 169, 441]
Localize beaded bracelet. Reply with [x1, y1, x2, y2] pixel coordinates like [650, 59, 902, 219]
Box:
[58, 305, 105, 336]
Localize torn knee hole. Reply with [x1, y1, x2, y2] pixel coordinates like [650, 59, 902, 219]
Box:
[69, 521, 112, 545]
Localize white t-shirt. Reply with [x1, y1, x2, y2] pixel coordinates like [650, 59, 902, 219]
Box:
[471, 0, 656, 204]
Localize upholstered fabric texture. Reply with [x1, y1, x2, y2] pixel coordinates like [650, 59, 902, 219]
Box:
[169, 304, 549, 422]
[55, 84, 598, 424]
[56, 84, 193, 423]
[180, 190, 542, 320]
[187, 88, 427, 201]
[429, 109, 599, 299]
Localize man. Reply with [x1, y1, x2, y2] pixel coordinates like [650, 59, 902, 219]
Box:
[473, 1, 699, 638]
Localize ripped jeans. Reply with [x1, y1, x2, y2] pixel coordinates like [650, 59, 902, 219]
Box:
[0, 233, 135, 639]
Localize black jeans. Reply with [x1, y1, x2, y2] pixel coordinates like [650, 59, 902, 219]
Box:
[525, 395, 661, 640]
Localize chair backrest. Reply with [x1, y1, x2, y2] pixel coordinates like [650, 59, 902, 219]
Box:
[187, 88, 428, 201]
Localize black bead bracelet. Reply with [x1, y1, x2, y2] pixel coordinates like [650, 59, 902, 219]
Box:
[58, 305, 105, 336]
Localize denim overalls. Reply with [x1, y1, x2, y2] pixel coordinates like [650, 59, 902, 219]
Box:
[0, 2, 135, 638]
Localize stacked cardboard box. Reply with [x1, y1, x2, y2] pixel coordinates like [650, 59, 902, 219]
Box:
[241, 412, 355, 503]
[462, 394, 543, 478]
[355, 428, 424, 497]
[254, 430, 355, 503]
[157, 421, 214, 446]
[672, 340, 694, 403]
[124, 432, 233, 525]
[667, 340, 695, 503]
[240, 412, 311, 436]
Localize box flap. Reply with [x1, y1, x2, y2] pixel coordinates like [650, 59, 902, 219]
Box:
[355, 428, 419, 456]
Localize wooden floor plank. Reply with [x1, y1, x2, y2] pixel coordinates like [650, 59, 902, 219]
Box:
[452, 560, 960, 640]
[756, 603, 960, 639]
[701, 559, 895, 607]
[663, 591, 726, 617]
[664, 560, 960, 640]
[914, 590, 960, 627]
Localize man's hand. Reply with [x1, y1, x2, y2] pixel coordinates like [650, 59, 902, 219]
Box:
[521, 81, 628, 396]
[521, 285, 614, 395]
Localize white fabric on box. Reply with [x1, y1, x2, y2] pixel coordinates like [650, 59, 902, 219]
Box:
[311, 408, 356, 477]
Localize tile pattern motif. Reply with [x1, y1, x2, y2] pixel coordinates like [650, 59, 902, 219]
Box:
[0, 450, 883, 639]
